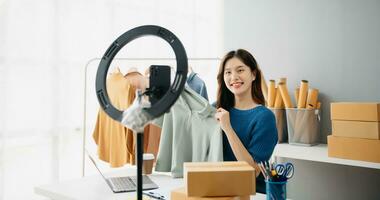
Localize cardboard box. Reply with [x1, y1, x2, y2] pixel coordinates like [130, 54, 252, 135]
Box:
[330, 102, 380, 121]
[184, 162, 255, 197]
[332, 120, 380, 139]
[171, 188, 250, 200]
[328, 135, 380, 163]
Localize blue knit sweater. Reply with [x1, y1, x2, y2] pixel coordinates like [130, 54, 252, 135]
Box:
[223, 105, 278, 162]
[223, 105, 278, 193]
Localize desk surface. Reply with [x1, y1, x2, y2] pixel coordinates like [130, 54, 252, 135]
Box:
[34, 168, 267, 200]
[273, 143, 380, 169]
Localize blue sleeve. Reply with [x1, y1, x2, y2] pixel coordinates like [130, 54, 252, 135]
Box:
[248, 110, 278, 162]
[199, 82, 209, 101]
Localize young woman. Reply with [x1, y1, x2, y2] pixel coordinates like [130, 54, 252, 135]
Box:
[214, 49, 278, 193]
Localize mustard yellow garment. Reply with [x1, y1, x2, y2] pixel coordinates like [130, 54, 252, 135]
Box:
[92, 71, 137, 167]
[144, 124, 161, 162]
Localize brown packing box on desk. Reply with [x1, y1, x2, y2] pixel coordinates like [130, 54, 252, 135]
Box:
[331, 102, 380, 121]
[184, 162, 255, 197]
[332, 120, 380, 139]
[171, 188, 250, 200]
[327, 135, 380, 163]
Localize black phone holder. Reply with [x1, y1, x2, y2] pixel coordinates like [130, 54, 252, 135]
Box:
[144, 65, 171, 106]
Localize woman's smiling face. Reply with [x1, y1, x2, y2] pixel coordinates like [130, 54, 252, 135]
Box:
[223, 57, 256, 97]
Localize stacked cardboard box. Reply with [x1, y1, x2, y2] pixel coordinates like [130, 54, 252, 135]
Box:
[171, 162, 255, 200]
[328, 103, 380, 163]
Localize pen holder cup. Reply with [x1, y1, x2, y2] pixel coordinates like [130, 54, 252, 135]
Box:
[286, 108, 320, 146]
[270, 108, 288, 143]
[266, 180, 287, 200]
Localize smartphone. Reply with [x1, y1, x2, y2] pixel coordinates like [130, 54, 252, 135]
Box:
[148, 65, 171, 105]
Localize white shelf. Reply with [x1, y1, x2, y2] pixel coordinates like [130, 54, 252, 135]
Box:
[273, 143, 380, 169]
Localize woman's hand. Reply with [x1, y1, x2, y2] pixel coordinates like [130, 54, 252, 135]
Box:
[215, 108, 232, 133]
[215, 108, 259, 176]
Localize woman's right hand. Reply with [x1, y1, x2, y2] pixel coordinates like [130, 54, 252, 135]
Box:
[215, 108, 232, 133]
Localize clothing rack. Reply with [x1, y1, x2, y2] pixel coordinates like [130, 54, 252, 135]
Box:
[82, 57, 221, 177]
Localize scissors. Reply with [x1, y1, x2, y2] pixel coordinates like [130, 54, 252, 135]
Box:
[275, 162, 294, 180]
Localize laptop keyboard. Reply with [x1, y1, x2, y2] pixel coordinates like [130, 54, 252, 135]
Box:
[108, 176, 156, 192]
[109, 177, 135, 191]
[130, 176, 155, 185]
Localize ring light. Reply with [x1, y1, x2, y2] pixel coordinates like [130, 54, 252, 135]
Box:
[95, 25, 188, 121]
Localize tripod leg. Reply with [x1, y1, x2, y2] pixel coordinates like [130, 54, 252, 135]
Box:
[137, 132, 143, 200]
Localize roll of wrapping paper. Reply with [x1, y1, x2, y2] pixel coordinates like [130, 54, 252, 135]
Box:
[294, 88, 300, 105]
[306, 88, 319, 109]
[268, 80, 276, 108]
[279, 78, 287, 108]
[261, 73, 269, 105]
[273, 87, 283, 109]
[297, 80, 309, 109]
[278, 82, 293, 108]
[279, 77, 287, 84]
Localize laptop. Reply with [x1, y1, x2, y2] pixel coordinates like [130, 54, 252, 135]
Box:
[88, 153, 159, 193]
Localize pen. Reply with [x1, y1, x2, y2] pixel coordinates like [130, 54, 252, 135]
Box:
[143, 191, 166, 200]
[258, 163, 268, 180]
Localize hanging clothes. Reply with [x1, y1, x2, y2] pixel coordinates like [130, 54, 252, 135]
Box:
[123, 66, 161, 162]
[144, 124, 161, 162]
[122, 68, 161, 162]
[152, 86, 223, 178]
[186, 72, 209, 101]
[92, 70, 148, 167]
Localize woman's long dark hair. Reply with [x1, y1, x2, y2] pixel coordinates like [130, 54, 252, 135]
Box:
[216, 49, 265, 110]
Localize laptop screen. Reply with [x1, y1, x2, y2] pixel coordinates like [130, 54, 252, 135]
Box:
[87, 152, 108, 180]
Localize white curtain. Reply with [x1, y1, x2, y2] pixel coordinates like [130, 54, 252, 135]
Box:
[0, 0, 223, 137]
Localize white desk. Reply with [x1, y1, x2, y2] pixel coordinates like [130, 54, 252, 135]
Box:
[34, 168, 267, 200]
[273, 143, 380, 169]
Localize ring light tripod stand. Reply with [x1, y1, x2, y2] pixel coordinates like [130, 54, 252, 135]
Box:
[95, 25, 188, 200]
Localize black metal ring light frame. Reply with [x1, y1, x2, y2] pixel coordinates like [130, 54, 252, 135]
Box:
[95, 25, 188, 200]
[96, 25, 188, 121]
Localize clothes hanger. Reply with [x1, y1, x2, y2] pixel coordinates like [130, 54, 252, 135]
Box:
[187, 65, 194, 78]
[189, 65, 193, 74]
[124, 67, 148, 91]
[124, 67, 143, 77]
[110, 66, 121, 74]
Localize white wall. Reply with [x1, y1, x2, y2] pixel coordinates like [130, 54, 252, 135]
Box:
[224, 1, 380, 199]
[224, 0, 380, 143]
